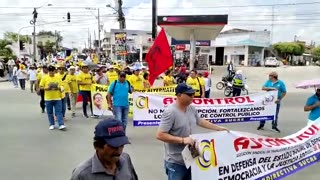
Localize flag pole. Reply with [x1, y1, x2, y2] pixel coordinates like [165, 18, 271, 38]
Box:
[189, 29, 196, 71]
[152, 0, 157, 40]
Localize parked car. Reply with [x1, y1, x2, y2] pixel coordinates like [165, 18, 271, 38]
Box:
[264, 57, 280, 67]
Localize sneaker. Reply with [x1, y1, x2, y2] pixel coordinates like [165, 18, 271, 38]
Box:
[257, 125, 264, 130]
[91, 115, 99, 118]
[83, 115, 89, 118]
[71, 113, 76, 118]
[272, 127, 281, 133]
[49, 125, 55, 130]
[59, 125, 67, 130]
[68, 107, 71, 111]
[41, 109, 45, 113]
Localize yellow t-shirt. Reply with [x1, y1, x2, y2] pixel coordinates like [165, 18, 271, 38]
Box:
[186, 77, 204, 96]
[40, 75, 63, 101]
[56, 73, 70, 93]
[77, 72, 94, 91]
[164, 75, 175, 86]
[128, 74, 144, 90]
[66, 74, 79, 93]
[143, 79, 151, 89]
[107, 71, 118, 84]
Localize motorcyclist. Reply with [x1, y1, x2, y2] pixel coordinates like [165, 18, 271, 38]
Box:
[232, 70, 245, 97]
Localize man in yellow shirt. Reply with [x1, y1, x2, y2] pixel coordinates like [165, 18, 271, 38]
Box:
[186, 70, 205, 98]
[78, 64, 96, 118]
[36, 65, 48, 113]
[39, 65, 66, 130]
[106, 66, 118, 84]
[164, 70, 175, 86]
[56, 64, 70, 119]
[128, 67, 144, 90]
[66, 66, 79, 118]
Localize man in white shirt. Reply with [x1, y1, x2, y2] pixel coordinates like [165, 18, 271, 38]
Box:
[28, 65, 38, 93]
[0, 60, 4, 78]
[95, 66, 110, 85]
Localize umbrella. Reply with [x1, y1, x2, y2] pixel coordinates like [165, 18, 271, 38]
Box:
[295, 79, 320, 89]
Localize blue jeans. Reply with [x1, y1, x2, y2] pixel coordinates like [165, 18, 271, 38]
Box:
[165, 161, 191, 180]
[12, 76, 18, 87]
[113, 106, 129, 130]
[61, 95, 67, 118]
[260, 104, 281, 128]
[45, 100, 64, 126]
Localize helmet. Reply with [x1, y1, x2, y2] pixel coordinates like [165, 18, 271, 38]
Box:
[236, 70, 242, 75]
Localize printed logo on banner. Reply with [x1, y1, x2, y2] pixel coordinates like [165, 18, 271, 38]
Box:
[196, 139, 218, 170]
[135, 96, 149, 109]
[262, 94, 275, 105]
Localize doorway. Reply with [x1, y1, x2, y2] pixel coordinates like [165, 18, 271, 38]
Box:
[215, 47, 224, 65]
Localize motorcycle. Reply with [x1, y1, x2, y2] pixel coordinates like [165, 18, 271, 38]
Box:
[224, 82, 249, 97]
[216, 72, 235, 90]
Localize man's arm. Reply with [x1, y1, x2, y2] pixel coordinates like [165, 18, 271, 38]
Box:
[304, 98, 320, 111]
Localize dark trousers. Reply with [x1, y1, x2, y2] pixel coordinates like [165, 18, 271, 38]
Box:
[260, 104, 281, 128]
[66, 94, 71, 109]
[40, 90, 45, 111]
[205, 90, 210, 98]
[0, 69, 4, 77]
[19, 79, 26, 90]
[80, 91, 93, 116]
[232, 87, 242, 97]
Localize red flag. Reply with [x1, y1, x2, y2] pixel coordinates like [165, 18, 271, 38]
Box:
[146, 28, 173, 85]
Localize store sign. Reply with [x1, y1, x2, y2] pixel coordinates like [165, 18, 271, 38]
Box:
[171, 38, 211, 46]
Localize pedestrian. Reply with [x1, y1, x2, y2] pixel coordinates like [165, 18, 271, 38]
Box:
[106, 66, 118, 84]
[107, 72, 132, 131]
[203, 71, 212, 98]
[143, 72, 151, 89]
[186, 70, 205, 98]
[56, 64, 69, 119]
[17, 64, 27, 90]
[232, 70, 245, 97]
[36, 65, 48, 113]
[96, 66, 110, 85]
[71, 119, 138, 180]
[156, 83, 229, 180]
[227, 61, 234, 76]
[39, 65, 66, 130]
[0, 60, 4, 77]
[258, 71, 286, 133]
[11, 64, 18, 88]
[304, 87, 320, 125]
[28, 65, 37, 93]
[128, 67, 144, 90]
[66, 66, 79, 118]
[78, 64, 97, 118]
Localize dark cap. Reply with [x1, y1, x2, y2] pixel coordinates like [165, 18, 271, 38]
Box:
[48, 65, 56, 71]
[175, 83, 195, 95]
[94, 119, 130, 147]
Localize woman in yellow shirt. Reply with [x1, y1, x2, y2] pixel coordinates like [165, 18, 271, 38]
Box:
[39, 65, 66, 130]
[128, 68, 144, 90]
[163, 70, 175, 86]
[143, 72, 151, 89]
[186, 70, 205, 98]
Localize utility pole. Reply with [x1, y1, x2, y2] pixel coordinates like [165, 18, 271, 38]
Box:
[98, 8, 101, 54]
[270, 5, 274, 44]
[118, 0, 125, 29]
[31, 8, 38, 63]
[152, 0, 157, 40]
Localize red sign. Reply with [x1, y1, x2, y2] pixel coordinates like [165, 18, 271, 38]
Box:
[175, 44, 186, 50]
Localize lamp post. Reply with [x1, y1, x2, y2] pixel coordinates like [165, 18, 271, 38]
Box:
[30, 3, 52, 63]
[85, 8, 101, 55]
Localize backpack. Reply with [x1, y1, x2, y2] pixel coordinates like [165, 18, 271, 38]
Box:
[111, 80, 132, 94]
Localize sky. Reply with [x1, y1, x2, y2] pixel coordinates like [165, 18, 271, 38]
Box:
[0, 0, 320, 48]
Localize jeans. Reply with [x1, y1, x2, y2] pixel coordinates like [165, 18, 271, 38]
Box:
[61, 95, 68, 118]
[113, 106, 129, 130]
[80, 91, 93, 116]
[66, 93, 71, 109]
[18, 79, 26, 90]
[165, 161, 191, 180]
[40, 90, 45, 111]
[12, 75, 18, 87]
[45, 100, 64, 126]
[205, 90, 210, 98]
[30, 80, 36, 92]
[70, 93, 78, 113]
[260, 104, 281, 128]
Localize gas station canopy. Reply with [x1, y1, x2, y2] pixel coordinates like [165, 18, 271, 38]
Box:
[157, 15, 228, 40]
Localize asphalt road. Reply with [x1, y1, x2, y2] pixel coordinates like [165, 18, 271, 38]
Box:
[0, 66, 319, 180]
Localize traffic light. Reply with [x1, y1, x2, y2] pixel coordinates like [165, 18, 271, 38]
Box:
[67, 12, 71, 22]
[19, 41, 25, 51]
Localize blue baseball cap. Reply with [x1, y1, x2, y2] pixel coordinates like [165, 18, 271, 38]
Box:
[175, 83, 195, 95]
[94, 119, 130, 147]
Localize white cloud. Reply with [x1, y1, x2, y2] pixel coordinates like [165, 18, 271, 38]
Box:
[0, 0, 320, 48]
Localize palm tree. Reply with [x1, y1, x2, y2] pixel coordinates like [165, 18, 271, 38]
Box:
[0, 39, 14, 60]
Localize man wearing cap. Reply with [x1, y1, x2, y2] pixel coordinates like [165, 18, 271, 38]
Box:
[304, 88, 320, 125]
[107, 72, 133, 131]
[106, 66, 118, 84]
[71, 119, 138, 180]
[66, 66, 79, 117]
[157, 83, 229, 180]
[258, 71, 287, 133]
[36, 65, 48, 113]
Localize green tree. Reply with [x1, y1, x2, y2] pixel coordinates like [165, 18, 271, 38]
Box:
[273, 42, 305, 65]
[0, 39, 14, 61]
[37, 30, 63, 43]
[312, 46, 320, 63]
[3, 31, 32, 44]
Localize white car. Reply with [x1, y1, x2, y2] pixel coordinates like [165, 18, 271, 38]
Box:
[264, 57, 280, 67]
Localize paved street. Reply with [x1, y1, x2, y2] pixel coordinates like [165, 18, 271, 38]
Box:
[0, 66, 319, 180]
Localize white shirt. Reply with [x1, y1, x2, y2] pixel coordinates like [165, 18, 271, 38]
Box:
[204, 77, 212, 91]
[95, 74, 109, 85]
[17, 69, 27, 79]
[12, 66, 18, 76]
[0, 62, 3, 69]
[28, 70, 37, 81]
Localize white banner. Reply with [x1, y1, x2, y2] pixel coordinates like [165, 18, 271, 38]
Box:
[187, 120, 320, 180]
[133, 91, 277, 126]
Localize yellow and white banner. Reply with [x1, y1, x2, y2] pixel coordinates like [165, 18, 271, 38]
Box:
[91, 84, 176, 117]
[133, 91, 277, 126]
[186, 120, 320, 180]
